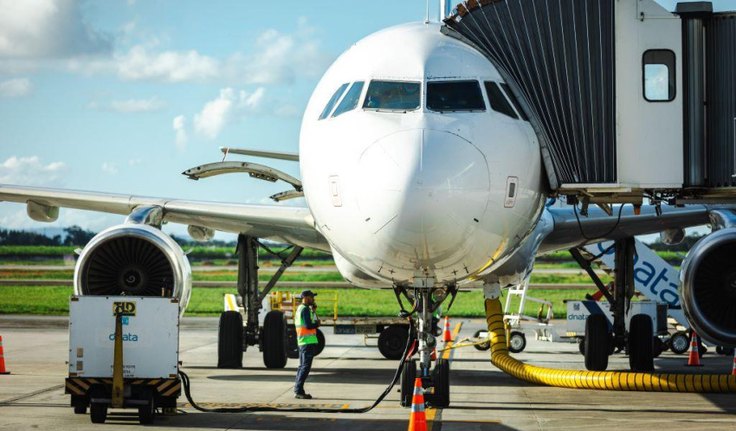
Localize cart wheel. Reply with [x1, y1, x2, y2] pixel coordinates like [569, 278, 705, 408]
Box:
[578, 337, 585, 355]
[90, 402, 107, 424]
[669, 331, 690, 355]
[378, 324, 409, 360]
[73, 405, 87, 415]
[72, 395, 87, 414]
[138, 391, 155, 425]
[508, 331, 526, 353]
[473, 330, 491, 351]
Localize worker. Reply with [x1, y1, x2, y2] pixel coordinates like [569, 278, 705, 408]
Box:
[294, 290, 320, 399]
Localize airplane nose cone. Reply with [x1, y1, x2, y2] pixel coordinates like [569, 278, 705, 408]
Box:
[357, 129, 490, 265]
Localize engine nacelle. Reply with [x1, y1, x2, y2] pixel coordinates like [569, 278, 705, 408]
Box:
[680, 227, 736, 347]
[73, 224, 192, 314]
[332, 247, 391, 289]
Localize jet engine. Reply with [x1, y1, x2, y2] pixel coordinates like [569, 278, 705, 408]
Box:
[680, 228, 736, 346]
[73, 224, 192, 314]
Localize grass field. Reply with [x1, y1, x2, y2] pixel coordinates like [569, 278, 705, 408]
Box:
[0, 285, 590, 318]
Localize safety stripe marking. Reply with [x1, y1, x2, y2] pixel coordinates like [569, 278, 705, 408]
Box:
[162, 383, 181, 397]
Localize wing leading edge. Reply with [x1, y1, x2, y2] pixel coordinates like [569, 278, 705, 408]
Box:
[0, 184, 328, 251]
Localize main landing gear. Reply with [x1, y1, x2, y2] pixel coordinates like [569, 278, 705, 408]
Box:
[218, 234, 303, 369]
[395, 277, 457, 408]
[572, 238, 656, 372]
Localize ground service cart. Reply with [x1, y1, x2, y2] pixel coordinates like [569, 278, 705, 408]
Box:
[66, 296, 181, 424]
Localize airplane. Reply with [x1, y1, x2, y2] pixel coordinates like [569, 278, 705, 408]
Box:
[0, 15, 732, 407]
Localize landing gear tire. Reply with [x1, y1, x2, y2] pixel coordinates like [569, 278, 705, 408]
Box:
[508, 331, 526, 353]
[378, 324, 409, 360]
[584, 314, 610, 371]
[628, 314, 654, 372]
[473, 329, 490, 351]
[426, 358, 450, 408]
[217, 311, 243, 368]
[400, 359, 417, 407]
[137, 390, 155, 425]
[669, 331, 690, 354]
[262, 310, 288, 369]
[90, 402, 107, 424]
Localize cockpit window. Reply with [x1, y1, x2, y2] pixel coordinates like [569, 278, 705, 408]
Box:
[319, 83, 349, 120]
[332, 81, 364, 117]
[427, 80, 485, 112]
[484, 81, 518, 120]
[363, 81, 421, 111]
[500, 83, 529, 121]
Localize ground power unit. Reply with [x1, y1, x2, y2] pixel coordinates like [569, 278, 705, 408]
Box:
[65, 295, 181, 424]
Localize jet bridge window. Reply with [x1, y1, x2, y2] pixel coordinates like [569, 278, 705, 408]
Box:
[332, 81, 364, 117]
[484, 81, 518, 120]
[643, 50, 676, 102]
[363, 81, 421, 112]
[319, 83, 349, 120]
[427, 80, 485, 112]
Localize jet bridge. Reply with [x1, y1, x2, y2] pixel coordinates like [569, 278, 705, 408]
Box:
[443, 0, 736, 205]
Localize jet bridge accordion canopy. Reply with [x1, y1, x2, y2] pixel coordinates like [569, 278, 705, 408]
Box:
[444, 0, 617, 189]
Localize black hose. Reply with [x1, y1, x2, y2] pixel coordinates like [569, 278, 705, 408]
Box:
[178, 320, 414, 414]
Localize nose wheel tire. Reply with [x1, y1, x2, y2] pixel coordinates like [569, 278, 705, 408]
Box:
[217, 311, 244, 368]
[400, 359, 417, 407]
[262, 310, 288, 369]
[584, 314, 610, 371]
[425, 358, 450, 408]
[628, 314, 654, 372]
[508, 331, 526, 353]
[378, 324, 409, 360]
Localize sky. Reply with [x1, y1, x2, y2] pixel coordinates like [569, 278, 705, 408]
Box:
[0, 0, 731, 240]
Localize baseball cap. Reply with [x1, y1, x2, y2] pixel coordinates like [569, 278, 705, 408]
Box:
[298, 290, 317, 298]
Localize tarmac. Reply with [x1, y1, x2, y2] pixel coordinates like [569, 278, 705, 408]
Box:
[1, 315, 735, 430]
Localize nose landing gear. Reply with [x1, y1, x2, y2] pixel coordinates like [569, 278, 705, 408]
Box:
[394, 277, 456, 408]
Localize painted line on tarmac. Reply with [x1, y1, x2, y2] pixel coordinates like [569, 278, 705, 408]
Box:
[0, 384, 64, 406]
[427, 321, 463, 430]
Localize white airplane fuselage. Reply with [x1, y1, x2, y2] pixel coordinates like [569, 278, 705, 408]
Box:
[299, 23, 546, 286]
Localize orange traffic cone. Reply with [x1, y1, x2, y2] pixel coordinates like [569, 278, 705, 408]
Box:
[442, 316, 453, 342]
[0, 335, 9, 374]
[407, 377, 427, 431]
[686, 331, 703, 367]
[731, 350, 736, 376]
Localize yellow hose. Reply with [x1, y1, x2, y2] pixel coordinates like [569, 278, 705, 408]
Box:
[485, 298, 736, 392]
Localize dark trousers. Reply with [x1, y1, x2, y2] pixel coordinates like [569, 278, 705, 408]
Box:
[294, 344, 316, 394]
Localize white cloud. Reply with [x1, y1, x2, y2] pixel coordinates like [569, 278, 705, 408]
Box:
[224, 19, 329, 85]
[110, 97, 165, 113]
[128, 158, 142, 166]
[193, 87, 266, 139]
[0, 77, 32, 97]
[0, 0, 111, 58]
[116, 45, 218, 82]
[101, 162, 118, 175]
[173, 115, 187, 150]
[0, 156, 66, 186]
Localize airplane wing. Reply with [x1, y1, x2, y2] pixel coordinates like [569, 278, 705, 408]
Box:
[0, 184, 328, 251]
[538, 204, 710, 254]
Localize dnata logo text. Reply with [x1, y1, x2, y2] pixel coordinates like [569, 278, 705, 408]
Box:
[568, 314, 587, 320]
[108, 333, 139, 342]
